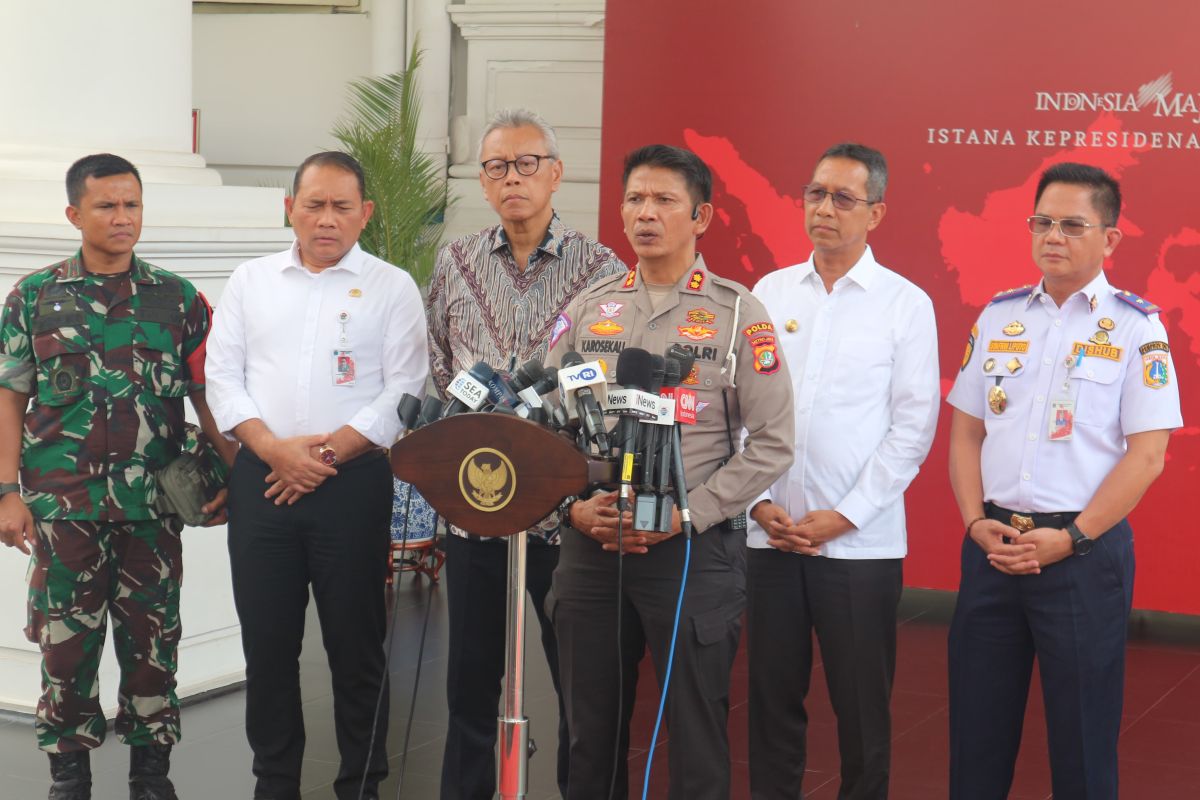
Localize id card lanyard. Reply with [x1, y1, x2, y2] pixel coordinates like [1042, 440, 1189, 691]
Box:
[1048, 347, 1083, 441]
[334, 310, 356, 386]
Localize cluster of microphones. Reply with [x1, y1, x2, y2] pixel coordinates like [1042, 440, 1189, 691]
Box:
[395, 346, 699, 535]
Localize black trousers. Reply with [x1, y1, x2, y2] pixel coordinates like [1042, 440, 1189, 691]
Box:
[550, 525, 746, 800]
[747, 549, 904, 800]
[228, 449, 393, 800]
[440, 533, 568, 800]
[948, 521, 1134, 800]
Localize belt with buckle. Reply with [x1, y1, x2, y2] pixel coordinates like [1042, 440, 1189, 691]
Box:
[984, 502, 1080, 532]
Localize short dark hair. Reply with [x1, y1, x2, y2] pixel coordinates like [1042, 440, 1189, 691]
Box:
[817, 142, 888, 202]
[622, 144, 712, 206]
[66, 153, 141, 207]
[1035, 162, 1121, 226]
[292, 151, 367, 200]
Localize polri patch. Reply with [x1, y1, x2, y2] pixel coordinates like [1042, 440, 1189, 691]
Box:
[742, 321, 775, 339]
[686, 308, 716, 324]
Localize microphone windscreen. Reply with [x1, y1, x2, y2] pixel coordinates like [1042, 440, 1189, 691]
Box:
[469, 360, 496, 381]
[512, 359, 545, 391]
[665, 343, 696, 382]
[561, 351, 585, 369]
[615, 347, 654, 390]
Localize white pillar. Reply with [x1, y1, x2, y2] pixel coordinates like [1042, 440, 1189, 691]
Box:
[0, 0, 292, 715]
[372, 0, 409, 76]
[410, 0, 452, 164]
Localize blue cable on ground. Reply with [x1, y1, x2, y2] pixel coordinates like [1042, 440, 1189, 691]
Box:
[640, 535, 692, 800]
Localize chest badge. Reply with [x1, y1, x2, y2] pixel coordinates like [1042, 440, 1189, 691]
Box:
[988, 385, 1008, 415]
[598, 301, 624, 319]
[1098, 317, 1115, 331]
[1002, 321, 1025, 336]
[685, 308, 716, 325]
[677, 325, 717, 341]
[1089, 330, 1110, 345]
[785, 319, 799, 333]
[588, 319, 624, 336]
[983, 357, 996, 373]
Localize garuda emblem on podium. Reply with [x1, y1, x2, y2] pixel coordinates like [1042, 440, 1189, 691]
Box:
[459, 448, 517, 512]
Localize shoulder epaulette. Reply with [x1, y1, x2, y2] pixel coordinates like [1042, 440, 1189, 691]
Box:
[988, 284, 1034, 305]
[1113, 289, 1161, 315]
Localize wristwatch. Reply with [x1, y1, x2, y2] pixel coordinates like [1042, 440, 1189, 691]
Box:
[1066, 522, 1093, 556]
[0, 482, 20, 498]
[318, 445, 338, 466]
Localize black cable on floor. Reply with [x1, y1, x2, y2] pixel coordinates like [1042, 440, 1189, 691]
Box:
[393, 518, 439, 800]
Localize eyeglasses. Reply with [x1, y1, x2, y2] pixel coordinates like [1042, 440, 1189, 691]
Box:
[802, 185, 877, 211]
[481, 154, 554, 180]
[1026, 215, 1105, 238]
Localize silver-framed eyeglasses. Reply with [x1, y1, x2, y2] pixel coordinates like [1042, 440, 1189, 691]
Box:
[801, 185, 877, 211]
[481, 154, 554, 180]
[1026, 215, 1105, 238]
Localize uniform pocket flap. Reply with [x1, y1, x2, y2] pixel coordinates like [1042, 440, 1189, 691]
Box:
[691, 606, 729, 646]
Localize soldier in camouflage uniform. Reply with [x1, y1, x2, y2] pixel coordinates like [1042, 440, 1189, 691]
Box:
[0, 154, 231, 800]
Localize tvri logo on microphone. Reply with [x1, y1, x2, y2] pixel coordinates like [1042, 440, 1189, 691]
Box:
[559, 362, 605, 392]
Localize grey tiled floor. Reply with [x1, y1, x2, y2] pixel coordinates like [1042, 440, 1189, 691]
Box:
[0, 574, 565, 799]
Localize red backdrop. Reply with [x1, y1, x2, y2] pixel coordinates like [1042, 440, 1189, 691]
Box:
[599, 0, 1200, 613]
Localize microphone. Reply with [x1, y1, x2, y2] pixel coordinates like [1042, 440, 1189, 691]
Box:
[510, 359, 545, 393]
[560, 351, 611, 456]
[635, 356, 668, 530]
[415, 395, 444, 429]
[441, 361, 494, 418]
[397, 393, 421, 432]
[609, 348, 654, 512]
[662, 349, 699, 538]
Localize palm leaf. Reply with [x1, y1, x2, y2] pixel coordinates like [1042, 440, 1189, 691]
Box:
[331, 45, 452, 288]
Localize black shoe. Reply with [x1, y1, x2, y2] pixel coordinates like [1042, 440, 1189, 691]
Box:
[48, 751, 92, 800]
[129, 744, 178, 800]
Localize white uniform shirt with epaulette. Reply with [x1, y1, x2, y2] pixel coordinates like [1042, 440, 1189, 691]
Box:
[947, 270, 1182, 512]
[545, 254, 795, 534]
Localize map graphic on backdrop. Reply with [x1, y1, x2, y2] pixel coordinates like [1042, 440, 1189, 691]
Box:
[601, 2, 1200, 613]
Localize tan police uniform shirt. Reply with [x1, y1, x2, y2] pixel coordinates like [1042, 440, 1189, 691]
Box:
[546, 254, 795, 533]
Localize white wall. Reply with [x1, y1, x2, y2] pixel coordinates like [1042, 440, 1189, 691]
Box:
[192, 12, 374, 189]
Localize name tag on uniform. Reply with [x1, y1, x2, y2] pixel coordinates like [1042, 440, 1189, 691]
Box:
[334, 349, 356, 386]
[1048, 398, 1074, 441]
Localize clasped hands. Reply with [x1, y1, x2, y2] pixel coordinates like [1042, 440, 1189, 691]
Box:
[750, 501, 854, 555]
[261, 433, 337, 506]
[569, 491, 681, 554]
[968, 518, 1074, 575]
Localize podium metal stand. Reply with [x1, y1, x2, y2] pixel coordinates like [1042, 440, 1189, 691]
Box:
[391, 413, 598, 799]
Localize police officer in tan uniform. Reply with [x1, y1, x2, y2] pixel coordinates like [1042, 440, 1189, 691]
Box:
[546, 144, 794, 800]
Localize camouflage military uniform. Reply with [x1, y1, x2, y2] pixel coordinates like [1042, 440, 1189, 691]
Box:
[0, 250, 209, 752]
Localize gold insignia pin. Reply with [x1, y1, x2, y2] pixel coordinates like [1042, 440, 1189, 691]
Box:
[1090, 331, 1110, 345]
[1098, 317, 1115, 331]
[1089, 295, 1098, 313]
[1006, 358, 1022, 374]
[349, 288, 362, 298]
[988, 385, 1008, 415]
[1002, 321, 1025, 336]
[983, 358, 996, 373]
[785, 319, 798, 333]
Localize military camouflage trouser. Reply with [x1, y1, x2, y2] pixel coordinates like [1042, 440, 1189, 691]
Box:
[24, 518, 184, 752]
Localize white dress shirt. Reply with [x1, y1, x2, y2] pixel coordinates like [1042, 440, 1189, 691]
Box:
[206, 241, 428, 447]
[947, 270, 1182, 512]
[747, 246, 940, 559]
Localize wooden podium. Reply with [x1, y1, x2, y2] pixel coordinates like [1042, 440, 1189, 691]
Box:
[391, 413, 592, 799]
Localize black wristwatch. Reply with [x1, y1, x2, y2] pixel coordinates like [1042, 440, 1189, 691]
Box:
[0, 482, 19, 498]
[1066, 522, 1093, 556]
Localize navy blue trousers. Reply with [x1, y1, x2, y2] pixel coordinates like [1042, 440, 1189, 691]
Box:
[948, 520, 1134, 800]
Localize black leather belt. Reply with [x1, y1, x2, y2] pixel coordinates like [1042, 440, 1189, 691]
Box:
[984, 502, 1080, 532]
